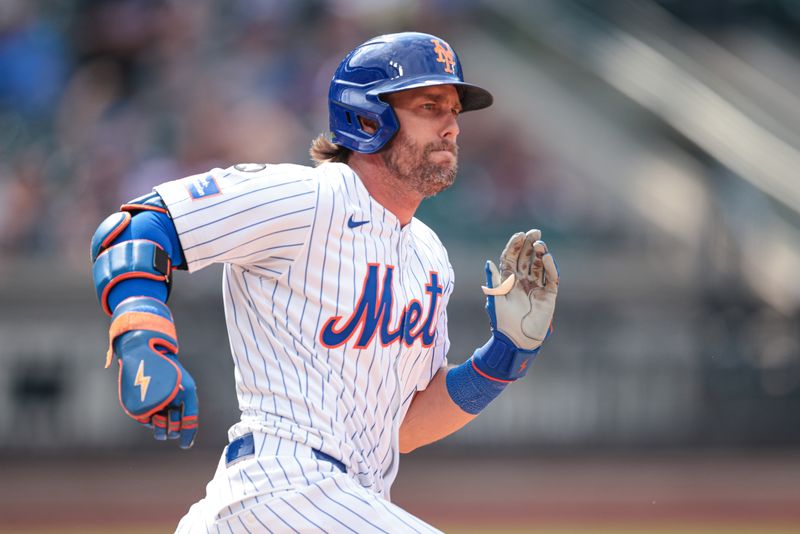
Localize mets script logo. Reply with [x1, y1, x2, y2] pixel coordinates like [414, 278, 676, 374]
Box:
[431, 39, 456, 74]
[320, 264, 443, 349]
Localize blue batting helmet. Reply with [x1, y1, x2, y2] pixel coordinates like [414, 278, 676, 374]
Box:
[328, 32, 493, 154]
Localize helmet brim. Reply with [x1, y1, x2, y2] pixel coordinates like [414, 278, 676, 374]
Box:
[372, 76, 493, 112]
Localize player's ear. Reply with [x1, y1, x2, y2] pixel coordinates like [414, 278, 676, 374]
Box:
[358, 116, 378, 134]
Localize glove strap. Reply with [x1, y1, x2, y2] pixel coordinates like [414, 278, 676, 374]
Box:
[106, 297, 178, 368]
[93, 240, 172, 316]
[446, 332, 540, 415]
[471, 331, 539, 382]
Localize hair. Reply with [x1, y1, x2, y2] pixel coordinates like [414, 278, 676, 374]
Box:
[309, 133, 352, 166]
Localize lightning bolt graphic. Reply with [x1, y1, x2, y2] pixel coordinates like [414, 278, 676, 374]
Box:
[134, 360, 151, 403]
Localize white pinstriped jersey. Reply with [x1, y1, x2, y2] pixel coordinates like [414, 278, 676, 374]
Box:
[154, 162, 453, 497]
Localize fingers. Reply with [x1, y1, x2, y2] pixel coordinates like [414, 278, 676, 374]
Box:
[484, 260, 501, 289]
[499, 232, 525, 279]
[180, 413, 198, 450]
[180, 398, 197, 449]
[151, 403, 197, 448]
[519, 229, 539, 281]
[146, 385, 198, 447]
[502, 229, 541, 281]
[531, 240, 547, 287]
[179, 377, 199, 449]
[152, 413, 168, 440]
[542, 252, 559, 293]
[481, 261, 515, 296]
[168, 408, 181, 439]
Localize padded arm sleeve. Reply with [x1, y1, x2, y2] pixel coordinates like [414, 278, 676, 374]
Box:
[105, 210, 184, 313]
[92, 198, 185, 315]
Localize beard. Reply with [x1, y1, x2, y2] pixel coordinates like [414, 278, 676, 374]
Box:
[380, 131, 458, 198]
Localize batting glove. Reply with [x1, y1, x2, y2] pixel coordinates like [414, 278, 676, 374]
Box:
[106, 296, 198, 448]
[475, 229, 559, 381]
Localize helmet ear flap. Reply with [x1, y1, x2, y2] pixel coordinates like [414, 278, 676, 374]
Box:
[329, 97, 399, 154]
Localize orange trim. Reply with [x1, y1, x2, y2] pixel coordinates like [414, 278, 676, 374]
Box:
[100, 212, 131, 253]
[471, 359, 514, 384]
[96, 240, 172, 316]
[181, 414, 198, 430]
[106, 312, 178, 367]
[117, 354, 182, 420]
[120, 203, 169, 215]
[101, 271, 169, 316]
[153, 415, 167, 428]
[148, 337, 178, 356]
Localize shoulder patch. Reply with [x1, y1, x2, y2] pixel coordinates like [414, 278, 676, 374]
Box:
[186, 174, 221, 200]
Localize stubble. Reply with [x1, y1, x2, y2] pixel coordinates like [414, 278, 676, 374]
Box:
[381, 132, 458, 198]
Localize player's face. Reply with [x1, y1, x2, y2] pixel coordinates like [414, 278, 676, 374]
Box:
[381, 85, 461, 198]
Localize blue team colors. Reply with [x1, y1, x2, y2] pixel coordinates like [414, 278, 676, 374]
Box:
[109, 296, 198, 449]
[328, 32, 493, 153]
[88, 30, 521, 533]
[445, 260, 542, 415]
[320, 265, 443, 349]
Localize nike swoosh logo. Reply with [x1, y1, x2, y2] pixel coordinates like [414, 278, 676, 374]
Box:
[347, 215, 369, 229]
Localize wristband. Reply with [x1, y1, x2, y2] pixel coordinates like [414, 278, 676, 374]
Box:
[445, 360, 507, 415]
[446, 333, 540, 414]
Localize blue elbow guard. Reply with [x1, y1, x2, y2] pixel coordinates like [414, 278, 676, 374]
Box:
[91, 192, 178, 316]
[119, 190, 174, 216]
[93, 238, 172, 316]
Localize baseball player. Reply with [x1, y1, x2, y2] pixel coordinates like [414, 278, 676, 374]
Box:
[91, 32, 558, 533]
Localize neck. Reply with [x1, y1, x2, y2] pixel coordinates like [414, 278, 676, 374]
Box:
[348, 154, 423, 226]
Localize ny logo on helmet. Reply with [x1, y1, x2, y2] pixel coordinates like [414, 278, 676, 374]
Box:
[431, 39, 456, 74]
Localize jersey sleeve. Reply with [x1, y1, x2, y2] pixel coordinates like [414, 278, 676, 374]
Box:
[154, 164, 317, 275]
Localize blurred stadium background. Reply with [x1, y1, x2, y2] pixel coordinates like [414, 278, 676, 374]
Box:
[1, 0, 799, 532]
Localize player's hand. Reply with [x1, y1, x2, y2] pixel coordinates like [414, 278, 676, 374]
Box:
[107, 296, 198, 449]
[482, 229, 559, 352]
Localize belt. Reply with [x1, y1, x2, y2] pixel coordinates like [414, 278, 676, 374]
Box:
[225, 432, 346, 473]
